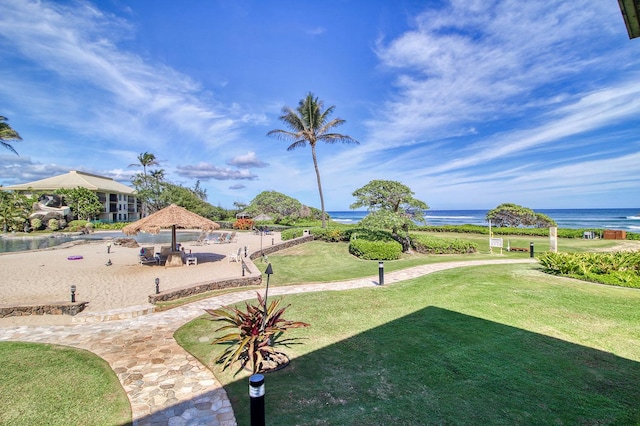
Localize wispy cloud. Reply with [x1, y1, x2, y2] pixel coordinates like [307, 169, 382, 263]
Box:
[175, 163, 258, 181]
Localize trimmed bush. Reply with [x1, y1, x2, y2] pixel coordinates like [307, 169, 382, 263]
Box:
[349, 239, 402, 260]
[30, 218, 42, 231]
[281, 228, 304, 240]
[47, 218, 59, 231]
[410, 234, 477, 254]
[309, 227, 347, 242]
[233, 218, 254, 230]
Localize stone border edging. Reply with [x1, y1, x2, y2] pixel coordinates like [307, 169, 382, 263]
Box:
[0, 301, 89, 318]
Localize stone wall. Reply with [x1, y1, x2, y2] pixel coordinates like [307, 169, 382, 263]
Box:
[0, 301, 89, 317]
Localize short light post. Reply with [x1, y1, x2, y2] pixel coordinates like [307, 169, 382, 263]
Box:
[271, 237, 274, 246]
[529, 242, 535, 258]
[155, 277, 160, 294]
[242, 261, 246, 277]
[262, 263, 273, 332]
[378, 261, 384, 285]
[244, 245, 247, 258]
[249, 374, 266, 426]
[70, 285, 76, 303]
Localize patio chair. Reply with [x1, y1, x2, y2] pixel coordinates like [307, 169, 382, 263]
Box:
[139, 247, 158, 265]
[214, 233, 228, 244]
[205, 233, 220, 245]
[228, 247, 242, 263]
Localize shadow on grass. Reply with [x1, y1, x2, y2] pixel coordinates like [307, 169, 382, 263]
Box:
[223, 306, 640, 425]
[145, 306, 640, 425]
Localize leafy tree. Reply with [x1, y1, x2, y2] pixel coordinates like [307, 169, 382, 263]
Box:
[0, 116, 22, 155]
[486, 203, 556, 228]
[267, 93, 359, 228]
[159, 183, 225, 220]
[350, 180, 429, 252]
[55, 187, 103, 221]
[246, 191, 302, 222]
[0, 190, 30, 232]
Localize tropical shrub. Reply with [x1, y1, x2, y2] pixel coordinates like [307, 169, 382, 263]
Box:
[205, 293, 309, 375]
[410, 234, 477, 254]
[233, 218, 254, 230]
[47, 218, 60, 231]
[281, 228, 304, 240]
[309, 226, 347, 242]
[538, 251, 640, 289]
[67, 220, 90, 232]
[30, 218, 42, 231]
[349, 238, 403, 260]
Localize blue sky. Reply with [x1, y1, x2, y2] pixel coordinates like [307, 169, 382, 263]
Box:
[1, 0, 639, 211]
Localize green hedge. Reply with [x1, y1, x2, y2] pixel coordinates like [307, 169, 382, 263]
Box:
[410, 234, 478, 254]
[348, 239, 402, 260]
[418, 224, 640, 240]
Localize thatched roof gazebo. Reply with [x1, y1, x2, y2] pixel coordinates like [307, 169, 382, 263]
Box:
[122, 204, 220, 265]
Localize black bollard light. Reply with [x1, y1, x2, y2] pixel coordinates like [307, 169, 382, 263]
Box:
[70, 285, 76, 303]
[249, 374, 266, 426]
[155, 277, 160, 294]
[529, 242, 534, 258]
[378, 261, 384, 286]
[244, 245, 247, 258]
[272, 238, 274, 246]
[242, 261, 246, 277]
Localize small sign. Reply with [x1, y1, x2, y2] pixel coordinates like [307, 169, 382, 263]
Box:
[490, 238, 503, 248]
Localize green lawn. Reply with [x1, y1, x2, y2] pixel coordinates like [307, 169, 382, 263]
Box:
[176, 259, 640, 425]
[0, 342, 131, 426]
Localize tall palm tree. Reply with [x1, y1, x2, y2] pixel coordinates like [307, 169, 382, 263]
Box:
[129, 152, 159, 176]
[0, 116, 22, 155]
[267, 93, 359, 228]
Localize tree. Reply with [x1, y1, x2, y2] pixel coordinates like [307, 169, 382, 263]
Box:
[267, 93, 359, 228]
[159, 183, 225, 220]
[350, 180, 428, 252]
[129, 152, 159, 177]
[0, 116, 22, 155]
[55, 187, 103, 221]
[0, 190, 30, 232]
[247, 191, 302, 222]
[486, 203, 556, 228]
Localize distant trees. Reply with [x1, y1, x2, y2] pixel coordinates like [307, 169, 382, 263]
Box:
[351, 180, 428, 252]
[244, 191, 321, 224]
[267, 93, 359, 229]
[130, 152, 166, 214]
[486, 203, 556, 228]
[0, 116, 22, 155]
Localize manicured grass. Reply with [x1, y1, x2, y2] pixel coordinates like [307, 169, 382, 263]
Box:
[0, 342, 131, 426]
[176, 262, 640, 425]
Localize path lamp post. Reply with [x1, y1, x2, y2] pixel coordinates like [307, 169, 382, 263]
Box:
[378, 261, 384, 286]
[261, 263, 273, 332]
[242, 261, 246, 277]
[70, 285, 76, 303]
[155, 277, 160, 294]
[249, 373, 266, 426]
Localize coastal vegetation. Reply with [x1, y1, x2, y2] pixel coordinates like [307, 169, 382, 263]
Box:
[0, 342, 131, 425]
[267, 93, 359, 229]
[176, 260, 640, 425]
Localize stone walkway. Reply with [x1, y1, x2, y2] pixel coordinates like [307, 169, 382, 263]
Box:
[0, 258, 536, 425]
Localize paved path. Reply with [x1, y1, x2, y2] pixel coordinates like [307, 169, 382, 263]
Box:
[0, 258, 536, 425]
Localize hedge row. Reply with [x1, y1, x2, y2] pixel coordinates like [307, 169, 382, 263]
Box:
[410, 234, 477, 254]
[348, 239, 403, 260]
[417, 224, 640, 240]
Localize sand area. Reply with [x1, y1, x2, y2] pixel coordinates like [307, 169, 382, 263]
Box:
[0, 230, 281, 325]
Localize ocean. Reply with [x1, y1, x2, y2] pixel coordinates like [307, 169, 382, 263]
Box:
[328, 208, 640, 232]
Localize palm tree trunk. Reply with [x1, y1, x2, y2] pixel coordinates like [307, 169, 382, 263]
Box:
[311, 145, 327, 228]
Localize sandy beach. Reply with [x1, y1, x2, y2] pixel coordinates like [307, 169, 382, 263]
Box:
[0, 230, 281, 325]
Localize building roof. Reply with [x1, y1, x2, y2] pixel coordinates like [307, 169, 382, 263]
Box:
[2, 170, 136, 195]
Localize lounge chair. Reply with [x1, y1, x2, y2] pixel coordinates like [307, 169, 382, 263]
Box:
[205, 233, 221, 245]
[228, 247, 242, 263]
[215, 233, 228, 244]
[139, 247, 158, 265]
[157, 246, 172, 264]
[228, 231, 237, 243]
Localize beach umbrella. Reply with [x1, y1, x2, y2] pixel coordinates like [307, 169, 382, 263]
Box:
[122, 204, 220, 251]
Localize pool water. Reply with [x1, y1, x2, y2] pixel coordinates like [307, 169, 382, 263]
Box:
[0, 230, 203, 253]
